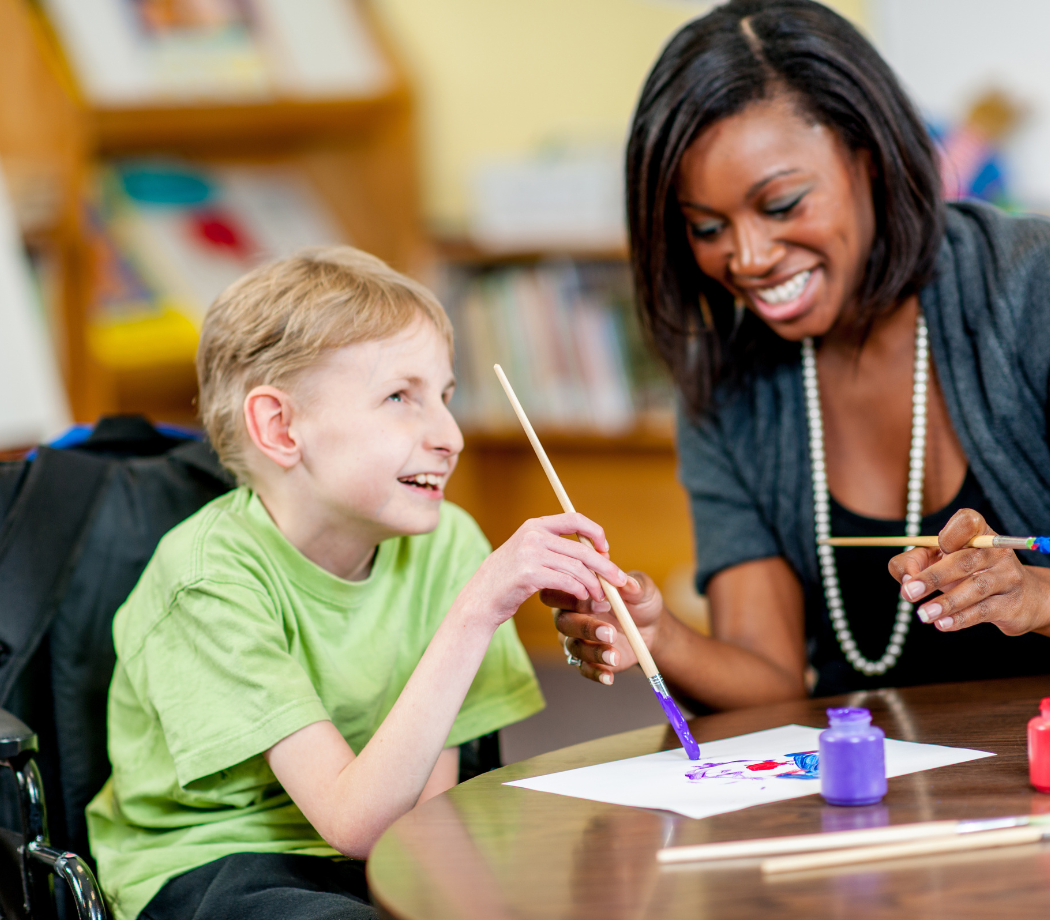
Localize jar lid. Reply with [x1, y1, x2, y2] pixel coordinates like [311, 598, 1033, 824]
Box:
[826, 706, 871, 723]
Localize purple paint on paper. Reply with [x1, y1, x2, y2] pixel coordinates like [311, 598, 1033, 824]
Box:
[684, 751, 820, 784]
[653, 687, 701, 760]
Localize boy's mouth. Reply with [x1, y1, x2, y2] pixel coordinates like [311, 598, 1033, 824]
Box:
[398, 473, 443, 494]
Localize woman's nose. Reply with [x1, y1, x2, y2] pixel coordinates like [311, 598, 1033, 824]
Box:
[728, 219, 786, 279]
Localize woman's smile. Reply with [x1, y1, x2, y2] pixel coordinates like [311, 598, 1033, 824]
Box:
[740, 266, 821, 323]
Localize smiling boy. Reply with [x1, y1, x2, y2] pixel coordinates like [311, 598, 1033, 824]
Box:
[86, 247, 629, 920]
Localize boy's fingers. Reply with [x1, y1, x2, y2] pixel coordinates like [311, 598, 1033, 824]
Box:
[540, 513, 610, 553]
[540, 588, 583, 611]
[542, 533, 627, 587]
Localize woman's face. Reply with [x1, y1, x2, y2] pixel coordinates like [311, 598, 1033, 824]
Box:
[676, 95, 876, 340]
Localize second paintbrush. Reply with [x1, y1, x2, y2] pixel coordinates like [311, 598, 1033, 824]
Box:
[820, 535, 1050, 553]
[493, 364, 701, 761]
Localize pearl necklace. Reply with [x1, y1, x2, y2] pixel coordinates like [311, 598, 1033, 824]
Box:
[801, 314, 929, 676]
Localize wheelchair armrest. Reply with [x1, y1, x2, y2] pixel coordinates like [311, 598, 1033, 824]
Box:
[0, 709, 37, 761]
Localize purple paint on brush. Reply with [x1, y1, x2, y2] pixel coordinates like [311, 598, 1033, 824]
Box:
[650, 675, 701, 760]
[819, 707, 886, 806]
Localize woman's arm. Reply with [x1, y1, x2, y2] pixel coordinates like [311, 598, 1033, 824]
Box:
[550, 555, 808, 711]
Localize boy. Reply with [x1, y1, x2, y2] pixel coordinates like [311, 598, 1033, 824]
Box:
[86, 247, 630, 919]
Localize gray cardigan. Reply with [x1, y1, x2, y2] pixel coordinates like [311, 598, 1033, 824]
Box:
[679, 202, 1050, 602]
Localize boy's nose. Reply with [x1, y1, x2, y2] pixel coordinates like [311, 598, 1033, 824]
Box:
[427, 402, 464, 457]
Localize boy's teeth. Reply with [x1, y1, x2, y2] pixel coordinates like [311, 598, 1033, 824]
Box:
[756, 269, 811, 305]
[403, 473, 441, 488]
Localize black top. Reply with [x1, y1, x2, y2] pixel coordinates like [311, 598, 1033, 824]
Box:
[811, 470, 1050, 696]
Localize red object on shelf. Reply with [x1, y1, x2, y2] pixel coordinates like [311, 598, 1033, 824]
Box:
[1028, 697, 1050, 793]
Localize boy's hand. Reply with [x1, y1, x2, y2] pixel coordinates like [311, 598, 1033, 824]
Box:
[543, 571, 664, 685]
[461, 513, 630, 628]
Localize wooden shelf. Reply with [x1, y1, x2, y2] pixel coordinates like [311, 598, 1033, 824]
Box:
[91, 91, 410, 155]
[462, 423, 675, 453]
[435, 236, 628, 266]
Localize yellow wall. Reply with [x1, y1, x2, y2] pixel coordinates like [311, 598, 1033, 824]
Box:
[372, 0, 868, 235]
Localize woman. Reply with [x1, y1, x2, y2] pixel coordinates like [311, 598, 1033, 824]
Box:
[551, 0, 1050, 706]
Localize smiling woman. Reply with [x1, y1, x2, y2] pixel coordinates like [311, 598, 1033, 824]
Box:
[550, 0, 1050, 705]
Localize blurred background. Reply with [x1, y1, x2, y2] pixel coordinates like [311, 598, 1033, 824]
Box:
[2, 0, 1041, 759]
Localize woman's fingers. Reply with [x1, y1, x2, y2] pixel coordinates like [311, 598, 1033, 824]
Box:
[888, 547, 938, 586]
[938, 507, 995, 552]
[564, 636, 620, 668]
[916, 555, 1023, 630]
[553, 608, 619, 645]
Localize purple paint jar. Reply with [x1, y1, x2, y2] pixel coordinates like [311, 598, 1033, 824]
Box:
[819, 707, 887, 806]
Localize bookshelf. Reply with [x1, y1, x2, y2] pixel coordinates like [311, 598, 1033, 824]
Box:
[436, 243, 705, 653]
[0, 0, 424, 426]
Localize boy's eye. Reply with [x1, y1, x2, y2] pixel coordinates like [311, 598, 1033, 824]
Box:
[764, 192, 806, 218]
[689, 219, 724, 241]
[387, 392, 404, 403]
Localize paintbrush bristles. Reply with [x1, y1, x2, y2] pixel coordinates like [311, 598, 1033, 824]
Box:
[492, 364, 659, 679]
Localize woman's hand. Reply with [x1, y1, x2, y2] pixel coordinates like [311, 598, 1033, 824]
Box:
[888, 508, 1050, 636]
[541, 571, 664, 685]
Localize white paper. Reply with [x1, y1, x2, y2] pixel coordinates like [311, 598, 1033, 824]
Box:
[0, 168, 70, 449]
[505, 724, 994, 820]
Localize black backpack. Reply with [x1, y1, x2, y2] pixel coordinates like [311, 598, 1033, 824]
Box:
[0, 416, 234, 863]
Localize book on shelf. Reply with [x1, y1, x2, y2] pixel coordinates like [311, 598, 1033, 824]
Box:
[442, 260, 671, 435]
[42, 0, 390, 106]
[0, 166, 69, 449]
[86, 159, 345, 369]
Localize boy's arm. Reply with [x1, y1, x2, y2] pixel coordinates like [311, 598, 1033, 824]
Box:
[265, 511, 628, 858]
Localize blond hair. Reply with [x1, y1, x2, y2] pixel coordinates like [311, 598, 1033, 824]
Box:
[196, 245, 453, 483]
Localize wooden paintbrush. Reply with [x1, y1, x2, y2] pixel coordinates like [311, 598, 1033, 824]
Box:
[657, 814, 1043, 865]
[762, 817, 1050, 875]
[493, 364, 701, 760]
[820, 535, 1050, 552]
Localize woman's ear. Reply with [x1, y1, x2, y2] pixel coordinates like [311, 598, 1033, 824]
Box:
[244, 386, 300, 470]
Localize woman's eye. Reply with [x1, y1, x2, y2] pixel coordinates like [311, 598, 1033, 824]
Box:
[765, 193, 805, 217]
[689, 220, 724, 241]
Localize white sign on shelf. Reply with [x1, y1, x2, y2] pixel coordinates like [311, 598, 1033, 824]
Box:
[0, 167, 70, 450]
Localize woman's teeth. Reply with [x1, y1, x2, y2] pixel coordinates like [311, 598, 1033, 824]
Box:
[755, 269, 811, 305]
[401, 473, 441, 489]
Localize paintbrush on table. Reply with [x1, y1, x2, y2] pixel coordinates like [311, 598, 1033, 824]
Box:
[821, 535, 1050, 552]
[493, 364, 701, 761]
[762, 816, 1050, 875]
[657, 814, 1044, 865]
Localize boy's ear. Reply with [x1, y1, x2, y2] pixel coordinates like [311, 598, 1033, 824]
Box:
[244, 386, 301, 470]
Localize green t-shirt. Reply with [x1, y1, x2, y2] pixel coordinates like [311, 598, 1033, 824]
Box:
[86, 487, 544, 920]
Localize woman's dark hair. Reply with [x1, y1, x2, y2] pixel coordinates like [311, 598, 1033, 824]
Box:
[627, 0, 944, 418]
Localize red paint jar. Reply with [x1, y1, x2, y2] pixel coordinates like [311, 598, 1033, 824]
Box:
[1027, 697, 1050, 793]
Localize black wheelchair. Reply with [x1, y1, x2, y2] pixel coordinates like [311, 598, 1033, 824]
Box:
[0, 709, 104, 919]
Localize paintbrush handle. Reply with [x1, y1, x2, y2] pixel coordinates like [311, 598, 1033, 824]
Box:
[821, 535, 1002, 549]
[493, 364, 659, 680]
[658, 820, 962, 864]
[656, 815, 1031, 864]
[762, 824, 1045, 875]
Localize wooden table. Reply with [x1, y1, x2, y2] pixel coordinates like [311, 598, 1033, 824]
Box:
[368, 676, 1050, 918]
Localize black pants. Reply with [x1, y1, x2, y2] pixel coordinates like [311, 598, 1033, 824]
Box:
[139, 852, 378, 920]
